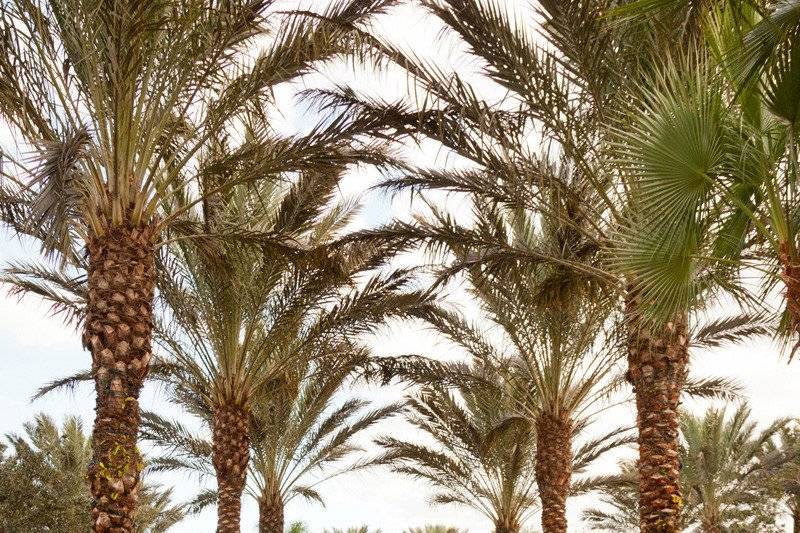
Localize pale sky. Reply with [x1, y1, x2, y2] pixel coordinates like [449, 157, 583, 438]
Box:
[2, 1, 800, 532]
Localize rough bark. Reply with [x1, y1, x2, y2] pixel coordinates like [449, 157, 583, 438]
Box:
[535, 412, 573, 533]
[258, 488, 284, 533]
[85, 226, 156, 533]
[213, 404, 250, 533]
[626, 288, 689, 533]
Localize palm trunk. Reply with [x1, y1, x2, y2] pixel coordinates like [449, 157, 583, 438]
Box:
[534, 412, 573, 533]
[213, 404, 250, 533]
[258, 487, 284, 533]
[85, 226, 156, 533]
[626, 288, 688, 533]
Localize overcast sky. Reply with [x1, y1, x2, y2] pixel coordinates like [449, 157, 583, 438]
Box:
[2, 1, 800, 532]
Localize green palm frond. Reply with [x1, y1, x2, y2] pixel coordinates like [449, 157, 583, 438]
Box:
[611, 52, 742, 324]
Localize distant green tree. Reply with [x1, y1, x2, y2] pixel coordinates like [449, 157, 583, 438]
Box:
[0, 414, 184, 533]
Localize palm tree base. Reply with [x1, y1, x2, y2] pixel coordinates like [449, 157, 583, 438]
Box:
[84, 226, 156, 533]
[494, 522, 520, 533]
[213, 403, 250, 533]
[701, 518, 722, 533]
[258, 489, 284, 533]
[535, 412, 573, 533]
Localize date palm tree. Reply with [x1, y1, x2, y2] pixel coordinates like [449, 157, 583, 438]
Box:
[443, 206, 625, 533]
[376, 353, 631, 533]
[143, 349, 404, 533]
[0, 150, 426, 532]
[680, 404, 791, 533]
[375, 370, 539, 533]
[144, 162, 434, 531]
[772, 425, 800, 533]
[0, 1, 398, 529]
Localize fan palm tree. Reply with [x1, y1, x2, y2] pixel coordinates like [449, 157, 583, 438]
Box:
[0, 414, 184, 533]
[143, 350, 404, 533]
[0, 1, 398, 529]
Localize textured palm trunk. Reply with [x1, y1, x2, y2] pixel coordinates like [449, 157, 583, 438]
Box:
[258, 487, 284, 533]
[213, 404, 250, 533]
[85, 226, 156, 533]
[626, 289, 688, 533]
[534, 412, 573, 533]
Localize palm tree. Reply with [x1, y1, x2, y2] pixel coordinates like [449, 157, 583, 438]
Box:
[0, 1, 397, 529]
[318, 2, 782, 530]
[143, 161, 434, 532]
[585, 404, 793, 533]
[404, 526, 467, 533]
[0, 414, 184, 533]
[376, 347, 631, 533]
[323, 528, 381, 533]
[716, 0, 800, 347]
[375, 376, 539, 533]
[1, 165, 428, 531]
[680, 404, 790, 533]
[144, 351, 404, 533]
[439, 206, 625, 533]
[249, 357, 402, 533]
